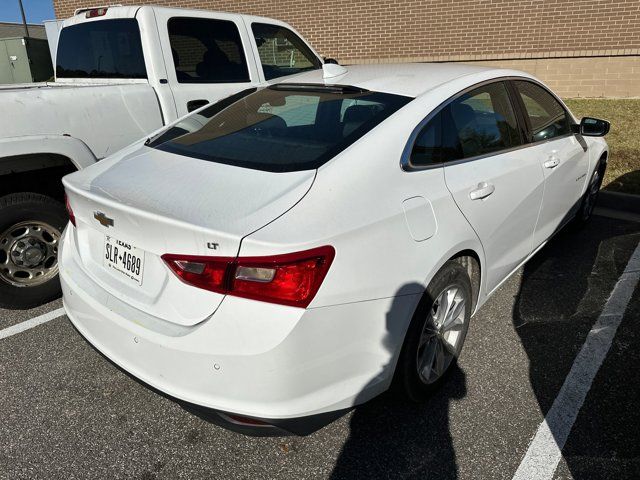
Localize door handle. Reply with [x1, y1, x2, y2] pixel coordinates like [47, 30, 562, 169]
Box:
[544, 154, 560, 169]
[469, 182, 495, 200]
[187, 99, 209, 112]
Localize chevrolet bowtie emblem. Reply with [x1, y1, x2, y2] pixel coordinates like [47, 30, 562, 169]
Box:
[94, 211, 114, 228]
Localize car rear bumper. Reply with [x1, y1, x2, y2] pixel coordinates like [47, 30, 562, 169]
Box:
[68, 316, 349, 436]
[59, 227, 419, 434]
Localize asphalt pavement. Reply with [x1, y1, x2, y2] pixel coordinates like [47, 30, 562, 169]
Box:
[0, 211, 638, 480]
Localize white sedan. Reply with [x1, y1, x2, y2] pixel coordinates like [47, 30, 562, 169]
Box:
[60, 63, 609, 435]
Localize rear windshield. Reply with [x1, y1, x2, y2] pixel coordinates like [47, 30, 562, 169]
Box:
[150, 86, 412, 172]
[56, 19, 146, 79]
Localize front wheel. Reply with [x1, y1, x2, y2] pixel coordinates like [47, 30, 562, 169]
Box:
[572, 163, 604, 228]
[395, 260, 472, 401]
[0, 193, 67, 309]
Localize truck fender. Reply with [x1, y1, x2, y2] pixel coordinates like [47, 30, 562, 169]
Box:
[0, 135, 98, 173]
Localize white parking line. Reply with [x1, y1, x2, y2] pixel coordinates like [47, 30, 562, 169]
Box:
[0, 307, 66, 340]
[513, 241, 640, 480]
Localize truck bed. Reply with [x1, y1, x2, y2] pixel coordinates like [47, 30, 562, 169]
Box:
[0, 82, 164, 159]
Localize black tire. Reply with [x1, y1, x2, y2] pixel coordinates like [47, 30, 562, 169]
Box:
[395, 260, 472, 402]
[572, 162, 605, 229]
[0, 193, 67, 309]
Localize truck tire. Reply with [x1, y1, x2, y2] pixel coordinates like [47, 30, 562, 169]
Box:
[0, 193, 67, 309]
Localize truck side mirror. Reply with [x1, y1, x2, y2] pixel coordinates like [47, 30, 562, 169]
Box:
[580, 117, 610, 137]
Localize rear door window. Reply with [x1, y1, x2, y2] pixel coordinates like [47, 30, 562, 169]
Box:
[513, 80, 571, 142]
[56, 19, 146, 78]
[410, 113, 442, 166]
[251, 23, 321, 80]
[168, 17, 250, 83]
[409, 107, 472, 166]
[448, 82, 522, 160]
[409, 81, 522, 167]
[149, 86, 411, 172]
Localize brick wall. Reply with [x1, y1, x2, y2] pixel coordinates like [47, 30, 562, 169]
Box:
[52, 0, 640, 97]
[475, 56, 640, 98]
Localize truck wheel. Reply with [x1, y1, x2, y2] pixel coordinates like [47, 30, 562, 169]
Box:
[0, 193, 67, 309]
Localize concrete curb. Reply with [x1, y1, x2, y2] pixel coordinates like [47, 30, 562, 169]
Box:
[598, 190, 640, 214]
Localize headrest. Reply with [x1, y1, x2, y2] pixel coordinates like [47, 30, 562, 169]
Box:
[203, 46, 228, 64]
[343, 105, 376, 124]
[451, 103, 476, 130]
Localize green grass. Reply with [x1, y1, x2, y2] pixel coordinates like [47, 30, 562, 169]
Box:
[564, 99, 640, 195]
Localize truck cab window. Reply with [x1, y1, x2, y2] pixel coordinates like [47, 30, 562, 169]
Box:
[251, 23, 321, 80]
[168, 17, 250, 83]
[56, 19, 146, 79]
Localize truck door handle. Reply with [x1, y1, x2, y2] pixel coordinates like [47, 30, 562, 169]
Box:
[544, 155, 560, 169]
[187, 99, 209, 112]
[469, 182, 495, 200]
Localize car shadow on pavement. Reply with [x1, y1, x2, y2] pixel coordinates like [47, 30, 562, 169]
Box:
[330, 369, 466, 480]
[512, 215, 640, 478]
[331, 284, 467, 480]
[603, 169, 640, 195]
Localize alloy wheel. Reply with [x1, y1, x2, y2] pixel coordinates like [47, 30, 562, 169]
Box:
[582, 169, 601, 220]
[416, 286, 467, 384]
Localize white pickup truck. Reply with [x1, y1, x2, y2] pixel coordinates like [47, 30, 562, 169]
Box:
[0, 5, 325, 309]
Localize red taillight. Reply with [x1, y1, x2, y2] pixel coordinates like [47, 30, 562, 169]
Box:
[162, 246, 335, 308]
[230, 250, 333, 307]
[85, 8, 108, 18]
[64, 194, 76, 226]
[160, 255, 232, 295]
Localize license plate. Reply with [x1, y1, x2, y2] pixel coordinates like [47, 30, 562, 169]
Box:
[103, 235, 145, 285]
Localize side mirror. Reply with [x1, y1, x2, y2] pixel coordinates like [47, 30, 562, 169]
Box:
[579, 117, 610, 137]
[323, 57, 339, 65]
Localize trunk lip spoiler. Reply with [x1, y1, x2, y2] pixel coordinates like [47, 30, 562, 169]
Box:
[63, 179, 224, 235]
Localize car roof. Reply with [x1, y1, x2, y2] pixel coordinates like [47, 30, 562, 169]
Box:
[280, 63, 531, 98]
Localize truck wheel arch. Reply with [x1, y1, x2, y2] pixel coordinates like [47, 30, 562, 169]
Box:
[0, 134, 98, 174]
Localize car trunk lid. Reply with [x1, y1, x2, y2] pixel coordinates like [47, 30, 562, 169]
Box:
[63, 147, 315, 326]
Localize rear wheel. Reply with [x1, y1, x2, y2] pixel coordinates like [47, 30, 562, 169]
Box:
[0, 193, 67, 309]
[395, 260, 472, 401]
